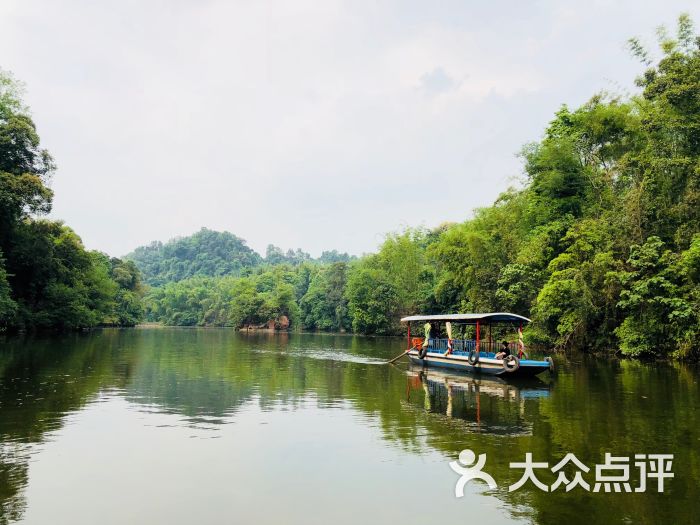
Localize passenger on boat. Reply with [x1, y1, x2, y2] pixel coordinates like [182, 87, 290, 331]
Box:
[495, 341, 511, 360]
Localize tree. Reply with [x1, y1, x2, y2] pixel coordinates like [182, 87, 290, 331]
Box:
[0, 68, 144, 330]
[628, 13, 700, 249]
[108, 257, 144, 326]
[127, 228, 262, 286]
[0, 69, 54, 249]
[300, 262, 350, 331]
[614, 236, 698, 357]
[0, 249, 16, 326]
[531, 220, 622, 349]
[345, 263, 401, 335]
[4, 221, 119, 329]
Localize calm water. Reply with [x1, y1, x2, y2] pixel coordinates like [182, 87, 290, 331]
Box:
[0, 329, 698, 525]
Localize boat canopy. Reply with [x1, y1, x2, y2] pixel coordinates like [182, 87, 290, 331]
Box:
[400, 312, 531, 324]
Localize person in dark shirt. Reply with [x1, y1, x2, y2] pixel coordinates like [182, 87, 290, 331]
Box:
[495, 341, 511, 360]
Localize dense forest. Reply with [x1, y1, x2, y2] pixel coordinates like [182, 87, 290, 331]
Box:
[2, 16, 699, 359]
[0, 70, 144, 329]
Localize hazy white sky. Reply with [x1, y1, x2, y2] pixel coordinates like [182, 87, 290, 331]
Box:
[1, 1, 697, 257]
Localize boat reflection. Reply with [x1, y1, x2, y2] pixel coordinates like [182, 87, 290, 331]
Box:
[404, 367, 551, 436]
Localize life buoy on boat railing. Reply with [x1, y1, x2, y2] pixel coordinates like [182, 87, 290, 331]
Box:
[545, 356, 555, 372]
[467, 351, 479, 365]
[503, 355, 520, 372]
[418, 346, 428, 359]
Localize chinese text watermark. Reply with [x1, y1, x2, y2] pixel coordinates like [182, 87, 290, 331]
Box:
[450, 449, 673, 497]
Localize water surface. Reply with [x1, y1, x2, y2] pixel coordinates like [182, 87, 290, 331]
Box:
[0, 329, 697, 524]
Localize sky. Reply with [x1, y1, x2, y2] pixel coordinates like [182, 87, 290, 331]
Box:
[1, 1, 698, 258]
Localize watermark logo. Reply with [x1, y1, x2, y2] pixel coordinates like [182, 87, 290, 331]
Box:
[450, 449, 673, 495]
[449, 449, 497, 497]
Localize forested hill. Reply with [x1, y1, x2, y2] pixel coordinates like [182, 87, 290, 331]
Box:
[126, 228, 355, 286]
[126, 229, 262, 286]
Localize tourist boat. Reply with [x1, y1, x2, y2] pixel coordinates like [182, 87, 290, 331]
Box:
[401, 313, 553, 378]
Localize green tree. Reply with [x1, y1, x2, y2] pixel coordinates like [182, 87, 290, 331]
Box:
[532, 220, 622, 349]
[0, 70, 54, 250]
[614, 236, 698, 357]
[127, 228, 262, 286]
[0, 249, 16, 325]
[108, 258, 144, 326]
[345, 263, 401, 335]
[300, 262, 350, 331]
[0, 69, 143, 331]
[9, 222, 119, 329]
[628, 13, 700, 249]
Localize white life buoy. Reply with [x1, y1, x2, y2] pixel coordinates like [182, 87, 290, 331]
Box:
[503, 355, 520, 372]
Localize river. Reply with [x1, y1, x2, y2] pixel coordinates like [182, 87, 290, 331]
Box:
[0, 329, 697, 524]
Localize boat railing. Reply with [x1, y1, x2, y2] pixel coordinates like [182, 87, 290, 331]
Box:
[428, 339, 520, 355]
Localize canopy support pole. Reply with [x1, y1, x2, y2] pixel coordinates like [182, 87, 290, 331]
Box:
[518, 322, 525, 358]
[476, 320, 480, 354]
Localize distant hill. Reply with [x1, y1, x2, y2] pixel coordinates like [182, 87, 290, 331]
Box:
[126, 228, 263, 286]
[126, 228, 356, 286]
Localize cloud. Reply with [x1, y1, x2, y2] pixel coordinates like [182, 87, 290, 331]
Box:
[420, 67, 458, 96]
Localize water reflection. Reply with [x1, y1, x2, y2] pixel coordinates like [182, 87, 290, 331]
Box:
[0, 329, 697, 525]
[404, 369, 550, 436]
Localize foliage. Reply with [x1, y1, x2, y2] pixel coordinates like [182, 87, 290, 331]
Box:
[300, 262, 350, 331]
[0, 249, 16, 324]
[264, 245, 316, 266]
[345, 264, 400, 335]
[613, 236, 699, 358]
[127, 231, 355, 287]
[0, 69, 54, 249]
[417, 16, 700, 358]
[144, 266, 302, 328]
[126, 228, 263, 286]
[532, 219, 622, 349]
[317, 250, 356, 264]
[345, 229, 435, 335]
[107, 257, 144, 326]
[0, 70, 143, 331]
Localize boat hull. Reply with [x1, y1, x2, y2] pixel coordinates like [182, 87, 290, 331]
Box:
[407, 350, 550, 378]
